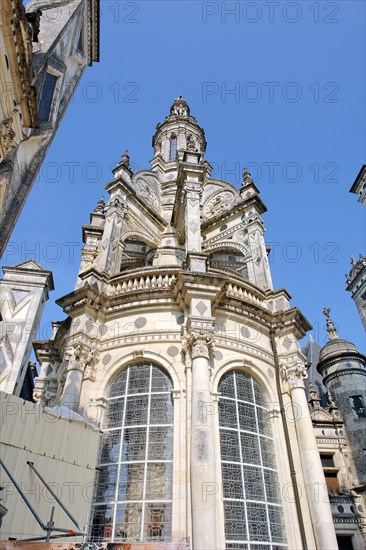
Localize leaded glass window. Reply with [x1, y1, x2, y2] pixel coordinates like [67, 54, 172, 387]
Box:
[219, 370, 286, 549]
[90, 364, 173, 543]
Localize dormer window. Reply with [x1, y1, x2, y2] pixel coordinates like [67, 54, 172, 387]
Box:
[169, 135, 177, 161]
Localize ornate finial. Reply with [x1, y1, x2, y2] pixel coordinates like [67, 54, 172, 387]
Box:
[350, 254, 357, 265]
[360, 254, 366, 262]
[120, 149, 131, 169]
[327, 389, 337, 410]
[323, 307, 339, 340]
[94, 196, 105, 214]
[309, 384, 321, 407]
[242, 167, 253, 187]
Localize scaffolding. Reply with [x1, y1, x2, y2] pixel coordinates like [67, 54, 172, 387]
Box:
[0, 458, 86, 542]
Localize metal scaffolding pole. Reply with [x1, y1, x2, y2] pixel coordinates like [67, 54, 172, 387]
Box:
[27, 461, 81, 530]
[0, 458, 86, 541]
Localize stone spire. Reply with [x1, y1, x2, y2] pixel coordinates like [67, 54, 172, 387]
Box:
[323, 307, 339, 340]
[94, 196, 105, 214]
[309, 384, 321, 408]
[242, 167, 254, 187]
[119, 149, 131, 170]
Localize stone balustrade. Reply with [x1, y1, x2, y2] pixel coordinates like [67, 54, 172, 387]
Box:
[110, 270, 178, 296]
[225, 281, 267, 308]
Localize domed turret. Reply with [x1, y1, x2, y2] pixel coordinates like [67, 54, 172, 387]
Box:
[317, 308, 365, 374]
[151, 96, 206, 164]
[169, 96, 190, 117]
[317, 307, 366, 491]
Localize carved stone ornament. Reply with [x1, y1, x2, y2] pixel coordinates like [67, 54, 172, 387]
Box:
[183, 182, 203, 201]
[135, 177, 159, 210]
[83, 346, 99, 381]
[0, 118, 17, 156]
[188, 330, 215, 360]
[323, 307, 339, 340]
[186, 134, 196, 151]
[280, 362, 307, 391]
[203, 191, 235, 219]
[310, 408, 335, 422]
[65, 344, 84, 373]
[33, 361, 60, 406]
[106, 196, 128, 217]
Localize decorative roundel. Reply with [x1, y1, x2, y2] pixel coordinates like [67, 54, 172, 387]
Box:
[134, 317, 147, 329]
[167, 346, 179, 357]
[203, 191, 235, 219]
[102, 354, 112, 365]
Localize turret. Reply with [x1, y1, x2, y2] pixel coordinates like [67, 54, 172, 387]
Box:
[151, 96, 207, 179]
[317, 308, 366, 490]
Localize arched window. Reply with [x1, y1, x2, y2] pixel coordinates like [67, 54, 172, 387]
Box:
[120, 238, 154, 271]
[169, 135, 177, 160]
[209, 247, 249, 279]
[90, 364, 174, 543]
[218, 370, 286, 549]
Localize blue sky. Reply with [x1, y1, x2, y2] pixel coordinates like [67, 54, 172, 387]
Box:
[4, 0, 365, 353]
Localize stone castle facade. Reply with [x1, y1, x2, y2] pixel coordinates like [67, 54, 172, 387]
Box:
[9, 98, 361, 549]
[5, 97, 358, 550]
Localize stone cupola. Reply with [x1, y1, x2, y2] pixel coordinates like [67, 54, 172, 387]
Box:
[151, 96, 207, 164]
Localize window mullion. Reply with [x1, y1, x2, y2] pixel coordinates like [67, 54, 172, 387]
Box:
[140, 363, 152, 540]
[112, 367, 129, 542]
[252, 377, 272, 548]
[234, 371, 249, 544]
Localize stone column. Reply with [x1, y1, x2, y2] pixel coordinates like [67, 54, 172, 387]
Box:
[284, 363, 338, 549]
[60, 345, 84, 411]
[189, 330, 217, 550]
